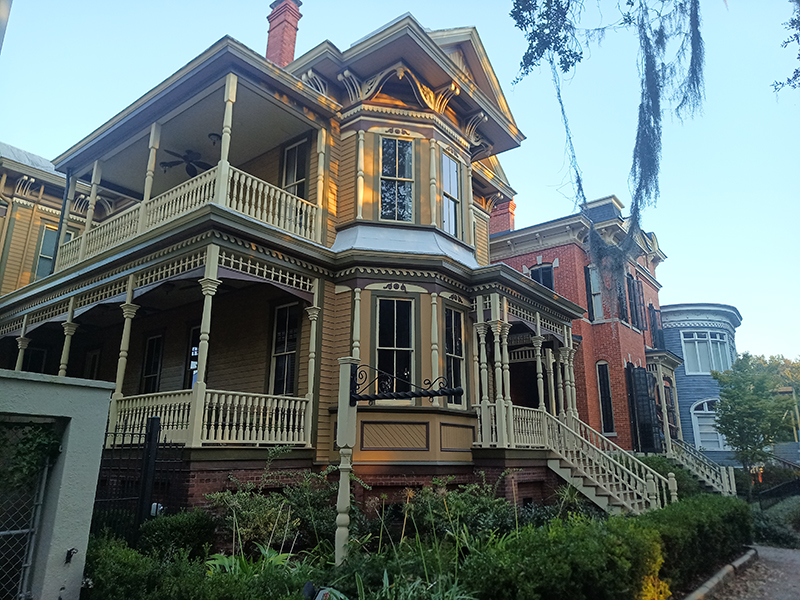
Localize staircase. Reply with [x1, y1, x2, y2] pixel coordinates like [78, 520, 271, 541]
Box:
[477, 404, 678, 514]
[669, 438, 737, 496]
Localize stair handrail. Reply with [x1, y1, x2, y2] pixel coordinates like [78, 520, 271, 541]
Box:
[767, 453, 800, 471]
[569, 417, 673, 494]
[670, 438, 728, 492]
[543, 411, 671, 512]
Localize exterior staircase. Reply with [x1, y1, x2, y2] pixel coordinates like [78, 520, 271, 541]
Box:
[669, 438, 737, 496]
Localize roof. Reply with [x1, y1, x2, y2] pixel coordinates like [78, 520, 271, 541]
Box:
[0, 142, 60, 177]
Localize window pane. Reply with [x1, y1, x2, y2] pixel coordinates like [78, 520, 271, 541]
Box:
[273, 354, 288, 395]
[295, 145, 307, 181]
[684, 342, 700, 372]
[285, 146, 297, 183]
[397, 140, 412, 179]
[382, 138, 396, 177]
[379, 299, 395, 348]
[697, 340, 711, 372]
[445, 309, 454, 354]
[395, 350, 411, 390]
[443, 197, 457, 235]
[453, 312, 463, 356]
[286, 308, 298, 352]
[397, 181, 413, 221]
[395, 300, 411, 348]
[380, 180, 397, 219]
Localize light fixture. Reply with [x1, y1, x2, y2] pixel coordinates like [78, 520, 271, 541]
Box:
[159, 162, 171, 173]
[208, 133, 222, 146]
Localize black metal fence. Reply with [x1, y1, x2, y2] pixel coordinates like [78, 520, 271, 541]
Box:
[758, 478, 800, 511]
[91, 417, 188, 543]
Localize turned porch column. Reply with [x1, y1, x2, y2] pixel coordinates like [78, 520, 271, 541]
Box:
[545, 347, 556, 415]
[14, 314, 29, 371]
[305, 300, 321, 448]
[471, 321, 480, 411]
[429, 139, 438, 227]
[430, 292, 440, 407]
[356, 130, 365, 219]
[568, 347, 578, 419]
[58, 297, 78, 377]
[476, 321, 491, 446]
[138, 123, 161, 233]
[335, 356, 360, 566]
[531, 335, 545, 410]
[655, 359, 673, 455]
[352, 288, 362, 360]
[500, 321, 514, 447]
[79, 160, 103, 261]
[315, 129, 327, 243]
[109, 275, 139, 431]
[188, 245, 220, 446]
[555, 348, 565, 418]
[214, 73, 238, 206]
[490, 320, 507, 447]
[560, 347, 576, 421]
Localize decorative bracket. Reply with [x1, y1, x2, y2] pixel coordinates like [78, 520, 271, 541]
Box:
[301, 69, 328, 96]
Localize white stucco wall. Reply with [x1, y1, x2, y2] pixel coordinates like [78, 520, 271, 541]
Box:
[0, 369, 113, 600]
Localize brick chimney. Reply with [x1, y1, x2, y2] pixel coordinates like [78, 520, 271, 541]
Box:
[489, 200, 516, 235]
[266, 0, 302, 67]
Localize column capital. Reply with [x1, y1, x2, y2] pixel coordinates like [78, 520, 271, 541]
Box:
[62, 322, 79, 337]
[338, 356, 361, 366]
[305, 306, 321, 322]
[199, 277, 222, 296]
[558, 346, 571, 361]
[499, 321, 512, 337]
[120, 303, 140, 320]
[16, 337, 30, 350]
[475, 321, 489, 337]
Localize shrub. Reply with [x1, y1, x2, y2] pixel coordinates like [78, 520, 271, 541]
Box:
[753, 510, 799, 547]
[636, 494, 752, 592]
[638, 456, 703, 498]
[83, 535, 158, 600]
[138, 509, 216, 559]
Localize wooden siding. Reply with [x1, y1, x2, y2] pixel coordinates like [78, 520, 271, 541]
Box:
[337, 131, 357, 228]
[238, 147, 281, 189]
[326, 122, 341, 246]
[474, 210, 490, 266]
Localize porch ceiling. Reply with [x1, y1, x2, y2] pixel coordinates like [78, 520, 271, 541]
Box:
[83, 82, 314, 200]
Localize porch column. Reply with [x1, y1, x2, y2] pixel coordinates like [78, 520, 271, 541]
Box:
[465, 164, 474, 246]
[555, 348, 565, 418]
[57, 177, 78, 249]
[14, 314, 29, 371]
[568, 347, 578, 419]
[671, 375, 684, 441]
[188, 245, 221, 446]
[531, 335, 545, 409]
[561, 347, 577, 421]
[79, 160, 103, 260]
[352, 288, 362, 359]
[356, 130, 365, 219]
[545, 347, 556, 415]
[500, 321, 514, 447]
[430, 292, 440, 407]
[138, 123, 161, 233]
[476, 321, 491, 446]
[110, 275, 139, 431]
[656, 360, 673, 455]
[214, 73, 238, 206]
[335, 356, 360, 566]
[315, 129, 327, 243]
[305, 303, 321, 448]
[58, 297, 78, 377]
[471, 320, 480, 410]
[429, 139, 438, 227]
[490, 321, 507, 447]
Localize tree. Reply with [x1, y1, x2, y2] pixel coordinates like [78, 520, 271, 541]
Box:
[713, 354, 794, 501]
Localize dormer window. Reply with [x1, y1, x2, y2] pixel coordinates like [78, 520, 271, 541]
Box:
[283, 140, 308, 199]
[380, 137, 413, 222]
[442, 153, 460, 237]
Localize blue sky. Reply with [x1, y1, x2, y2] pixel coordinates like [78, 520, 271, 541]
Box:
[1, 1, 798, 358]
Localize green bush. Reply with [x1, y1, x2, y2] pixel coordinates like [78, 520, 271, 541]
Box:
[459, 516, 667, 600]
[638, 456, 703, 498]
[753, 510, 799, 547]
[138, 509, 216, 559]
[636, 494, 752, 592]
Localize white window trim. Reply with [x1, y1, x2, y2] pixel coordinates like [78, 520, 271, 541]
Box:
[444, 306, 465, 408]
[681, 330, 731, 375]
[270, 302, 300, 397]
[441, 152, 460, 238]
[587, 265, 603, 321]
[379, 136, 415, 223]
[691, 398, 730, 451]
[376, 297, 415, 403]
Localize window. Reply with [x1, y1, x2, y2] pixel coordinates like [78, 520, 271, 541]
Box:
[36, 226, 73, 280]
[84, 348, 101, 379]
[626, 275, 647, 330]
[681, 331, 731, 374]
[184, 326, 201, 388]
[444, 307, 464, 406]
[141, 335, 163, 394]
[442, 153, 460, 237]
[380, 138, 413, 222]
[584, 266, 603, 321]
[692, 399, 728, 450]
[596, 362, 615, 433]
[282, 140, 308, 199]
[22, 347, 47, 373]
[648, 305, 664, 349]
[271, 305, 299, 396]
[377, 298, 413, 393]
[529, 264, 554, 290]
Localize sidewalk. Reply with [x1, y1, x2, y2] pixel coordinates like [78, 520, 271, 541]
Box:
[710, 545, 800, 600]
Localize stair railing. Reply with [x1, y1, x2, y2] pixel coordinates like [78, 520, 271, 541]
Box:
[670, 438, 734, 495]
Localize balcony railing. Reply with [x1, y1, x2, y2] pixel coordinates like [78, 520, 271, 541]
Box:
[111, 388, 311, 447]
[54, 165, 321, 271]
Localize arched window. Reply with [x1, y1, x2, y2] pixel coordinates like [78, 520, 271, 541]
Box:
[691, 399, 728, 450]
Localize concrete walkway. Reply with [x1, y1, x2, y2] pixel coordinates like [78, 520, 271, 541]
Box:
[710, 545, 800, 600]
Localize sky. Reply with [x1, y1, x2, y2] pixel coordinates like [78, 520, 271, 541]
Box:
[0, 0, 798, 358]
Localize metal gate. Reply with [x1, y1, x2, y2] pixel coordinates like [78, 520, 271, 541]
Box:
[0, 420, 56, 600]
[91, 417, 188, 543]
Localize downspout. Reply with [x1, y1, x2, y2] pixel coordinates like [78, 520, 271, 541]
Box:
[50, 167, 72, 275]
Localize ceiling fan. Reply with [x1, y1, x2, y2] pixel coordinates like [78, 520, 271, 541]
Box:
[159, 149, 213, 177]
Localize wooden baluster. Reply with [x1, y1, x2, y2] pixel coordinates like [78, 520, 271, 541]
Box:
[291, 399, 299, 442]
[242, 174, 252, 217]
[221, 394, 231, 441]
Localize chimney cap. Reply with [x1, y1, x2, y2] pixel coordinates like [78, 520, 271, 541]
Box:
[270, 0, 301, 9]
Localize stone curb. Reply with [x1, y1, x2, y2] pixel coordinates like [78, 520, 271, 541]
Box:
[682, 547, 759, 600]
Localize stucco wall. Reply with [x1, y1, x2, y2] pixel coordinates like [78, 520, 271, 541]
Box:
[0, 370, 113, 600]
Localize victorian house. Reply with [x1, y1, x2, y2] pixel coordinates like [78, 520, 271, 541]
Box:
[0, 3, 694, 511]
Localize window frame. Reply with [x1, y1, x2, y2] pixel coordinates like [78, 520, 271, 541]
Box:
[584, 265, 603, 321]
[375, 296, 415, 396]
[84, 348, 102, 379]
[681, 330, 731, 375]
[282, 139, 309, 199]
[35, 225, 73, 280]
[529, 264, 554, 291]
[691, 399, 729, 450]
[379, 136, 415, 223]
[441, 152, 460, 238]
[140, 334, 163, 394]
[270, 303, 300, 397]
[444, 306, 465, 408]
[596, 361, 615, 434]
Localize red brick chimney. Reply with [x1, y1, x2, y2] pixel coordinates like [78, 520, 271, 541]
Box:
[266, 0, 302, 67]
[489, 200, 516, 234]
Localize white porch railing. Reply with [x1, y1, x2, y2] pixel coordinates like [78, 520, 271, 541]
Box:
[114, 390, 194, 443]
[201, 390, 310, 445]
[671, 438, 737, 496]
[55, 165, 321, 271]
[476, 404, 676, 513]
